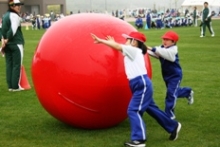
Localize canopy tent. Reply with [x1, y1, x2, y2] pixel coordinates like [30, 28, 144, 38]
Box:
[181, 0, 215, 7]
[181, 0, 220, 13]
[211, 0, 220, 6]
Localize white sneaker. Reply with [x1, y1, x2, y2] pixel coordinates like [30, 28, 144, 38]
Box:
[8, 89, 13, 92]
[200, 35, 204, 38]
[211, 34, 215, 37]
[12, 88, 24, 92]
[188, 90, 194, 105]
[124, 140, 146, 147]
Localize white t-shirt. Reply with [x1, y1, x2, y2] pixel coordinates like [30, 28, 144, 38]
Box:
[121, 45, 147, 80]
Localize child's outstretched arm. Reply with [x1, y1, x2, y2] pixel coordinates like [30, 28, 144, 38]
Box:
[146, 46, 159, 59]
[91, 33, 122, 51]
[147, 45, 177, 62]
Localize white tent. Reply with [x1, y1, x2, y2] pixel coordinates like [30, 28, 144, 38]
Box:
[211, 0, 220, 15]
[181, 0, 215, 7]
[211, 0, 220, 6]
[181, 0, 220, 13]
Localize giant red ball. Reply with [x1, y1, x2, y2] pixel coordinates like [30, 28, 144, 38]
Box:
[31, 13, 152, 129]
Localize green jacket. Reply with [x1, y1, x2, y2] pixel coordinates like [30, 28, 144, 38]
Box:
[202, 7, 211, 22]
[193, 9, 198, 18]
[1, 10, 24, 45]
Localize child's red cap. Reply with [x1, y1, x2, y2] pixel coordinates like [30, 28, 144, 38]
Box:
[162, 31, 179, 42]
[122, 32, 146, 43]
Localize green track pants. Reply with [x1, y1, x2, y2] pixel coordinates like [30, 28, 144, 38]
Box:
[4, 44, 23, 89]
[200, 21, 215, 36]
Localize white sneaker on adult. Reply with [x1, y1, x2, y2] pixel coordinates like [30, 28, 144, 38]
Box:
[200, 35, 204, 37]
[12, 88, 24, 92]
[211, 34, 215, 37]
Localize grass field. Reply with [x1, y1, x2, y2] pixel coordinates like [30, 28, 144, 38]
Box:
[0, 19, 219, 147]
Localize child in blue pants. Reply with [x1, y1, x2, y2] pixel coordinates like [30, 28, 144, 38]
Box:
[147, 30, 194, 120]
[91, 31, 181, 147]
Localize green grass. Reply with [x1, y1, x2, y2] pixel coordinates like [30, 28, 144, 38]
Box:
[0, 20, 220, 147]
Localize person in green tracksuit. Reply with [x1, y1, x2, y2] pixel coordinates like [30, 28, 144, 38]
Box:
[1, 0, 25, 91]
[192, 6, 199, 27]
[200, 1, 215, 37]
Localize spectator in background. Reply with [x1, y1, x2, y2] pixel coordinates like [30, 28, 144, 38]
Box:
[151, 19, 157, 28]
[200, 1, 215, 37]
[36, 15, 41, 29]
[119, 10, 125, 20]
[112, 10, 115, 16]
[31, 16, 36, 30]
[184, 9, 189, 17]
[43, 14, 51, 29]
[193, 6, 199, 26]
[146, 11, 152, 29]
[135, 15, 143, 29]
[115, 10, 118, 17]
[50, 10, 55, 21]
[156, 13, 163, 29]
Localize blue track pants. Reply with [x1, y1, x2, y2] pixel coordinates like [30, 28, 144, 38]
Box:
[128, 75, 178, 141]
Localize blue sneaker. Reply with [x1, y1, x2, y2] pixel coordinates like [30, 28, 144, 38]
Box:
[169, 122, 181, 141]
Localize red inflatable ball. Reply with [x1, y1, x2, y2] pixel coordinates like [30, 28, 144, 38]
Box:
[31, 13, 152, 129]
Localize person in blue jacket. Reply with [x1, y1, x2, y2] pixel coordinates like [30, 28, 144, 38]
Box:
[135, 15, 143, 29]
[91, 31, 181, 147]
[146, 11, 152, 29]
[147, 30, 194, 119]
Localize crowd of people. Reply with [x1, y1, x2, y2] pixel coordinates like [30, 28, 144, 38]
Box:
[22, 11, 65, 30]
[135, 12, 195, 30]
[2, 4, 218, 32]
[135, 6, 217, 31]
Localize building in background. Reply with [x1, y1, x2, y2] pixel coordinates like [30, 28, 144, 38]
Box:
[0, 0, 66, 17]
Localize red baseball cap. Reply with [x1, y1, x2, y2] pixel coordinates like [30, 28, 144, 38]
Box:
[122, 31, 146, 43]
[161, 31, 179, 42]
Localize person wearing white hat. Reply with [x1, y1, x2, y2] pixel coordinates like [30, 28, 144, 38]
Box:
[0, 0, 25, 91]
[91, 32, 181, 147]
[8, 0, 24, 6]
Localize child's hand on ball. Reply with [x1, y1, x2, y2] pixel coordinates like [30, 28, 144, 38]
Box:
[91, 33, 102, 44]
